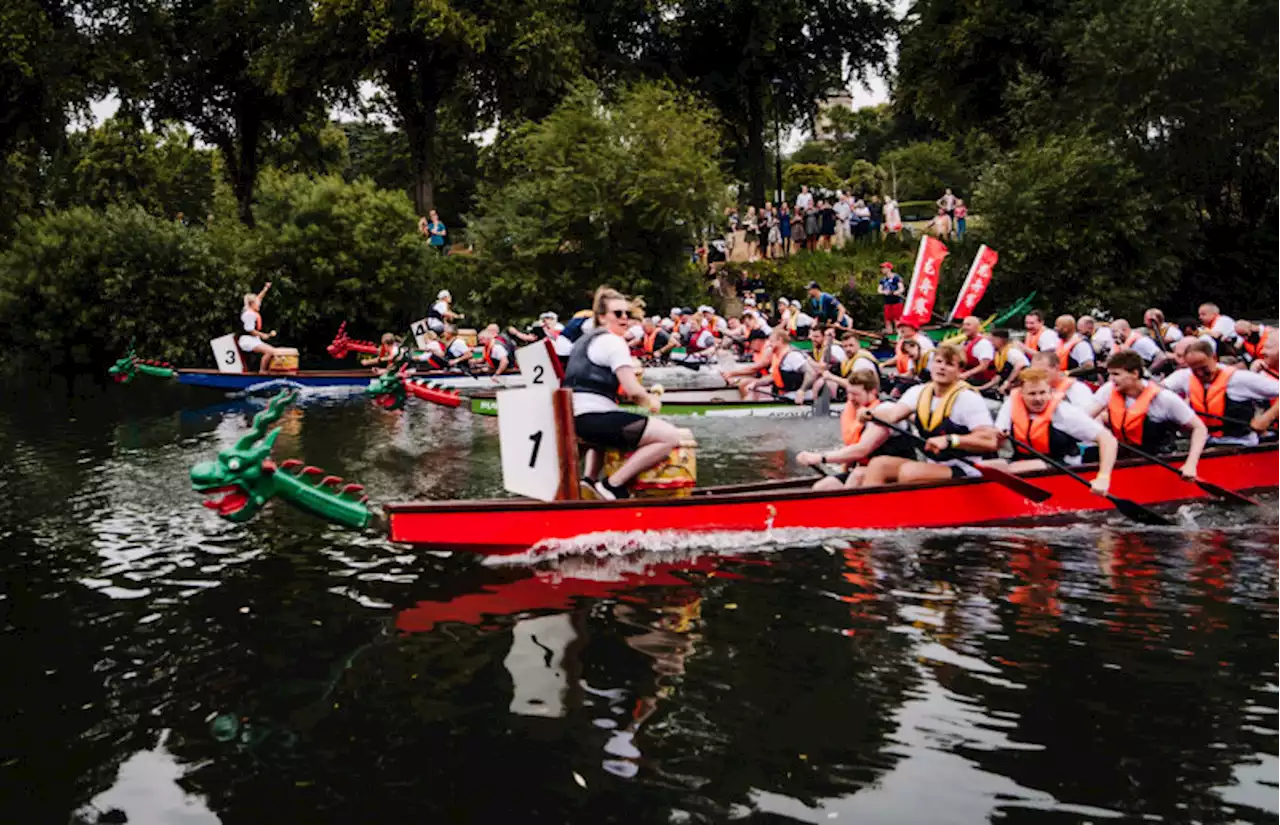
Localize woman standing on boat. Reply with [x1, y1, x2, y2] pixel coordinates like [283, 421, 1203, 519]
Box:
[238, 282, 285, 374]
[567, 287, 682, 501]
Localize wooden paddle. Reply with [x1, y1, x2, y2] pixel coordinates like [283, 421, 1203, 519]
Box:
[1005, 437, 1172, 526]
[1111, 441, 1262, 508]
[868, 416, 1054, 503]
[1193, 409, 1277, 432]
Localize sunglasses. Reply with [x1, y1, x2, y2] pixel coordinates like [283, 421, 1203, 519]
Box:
[608, 309, 629, 320]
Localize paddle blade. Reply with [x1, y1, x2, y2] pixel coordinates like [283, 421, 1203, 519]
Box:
[1108, 495, 1173, 526]
[1196, 480, 1263, 508]
[976, 464, 1054, 503]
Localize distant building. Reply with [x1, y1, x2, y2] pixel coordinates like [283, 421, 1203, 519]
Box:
[814, 91, 854, 141]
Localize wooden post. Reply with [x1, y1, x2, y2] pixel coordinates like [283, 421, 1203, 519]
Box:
[552, 388, 580, 500]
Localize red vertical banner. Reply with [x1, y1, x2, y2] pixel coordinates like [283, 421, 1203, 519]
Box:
[899, 235, 949, 327]
[948, 245, 999, 320]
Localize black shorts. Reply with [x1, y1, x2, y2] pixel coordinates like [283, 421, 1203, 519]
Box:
[575, 411, 648, 450]
[747, 329, 767, 342]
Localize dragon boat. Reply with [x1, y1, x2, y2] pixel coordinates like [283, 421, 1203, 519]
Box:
[189, 391, 1277, 556]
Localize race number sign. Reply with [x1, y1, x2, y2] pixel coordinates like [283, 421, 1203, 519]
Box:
[411, 319, 431, 351]
[211, 334, 244, 374]
[900, 235, 950, 328]
[948, 245, 999, 320]
[498, 387, 562, 502]
[514, 339, 562, 390]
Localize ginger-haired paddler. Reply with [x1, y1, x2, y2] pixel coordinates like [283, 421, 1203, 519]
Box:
[859, 344, 1001, 486]
[568, 287, 681, 501]
[796, 371, 915, 491]
[986, 367, 1119, 496]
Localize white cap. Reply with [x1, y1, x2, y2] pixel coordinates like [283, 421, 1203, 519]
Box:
[437, 289, 451, 300]
[743, 295, 757, 305]
[661, 318, 675, 330]
[778, 298, 790, 306]
[670, 307, 683, 316]
[539, 311, 557, 321]
[649, 316, 661, 324]
[698, 305, 714, 315]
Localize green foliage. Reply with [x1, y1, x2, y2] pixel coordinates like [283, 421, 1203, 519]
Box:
[47, 117, 216, 222]
[974, 134, 1178, 319]
[467, 82, 727, 317]
[783, 164, 843, 196]
[879, 140, 967, 201]
[0, 205, 244, 370]
[845, 160, 887, 198]
[788, 141, 834, 167]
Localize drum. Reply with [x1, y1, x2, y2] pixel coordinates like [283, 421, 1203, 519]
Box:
[458, 328, 478, 348]
[601, 428, 697, 498]
[266, 347, 299, 372]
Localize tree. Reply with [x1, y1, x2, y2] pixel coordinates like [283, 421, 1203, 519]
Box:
[313, 0, 582, 216]
[974, 134, 1179, 319]
[844, 160, 887, 199]
[631, 0, 896, 206]
[788, 141, 834, 167]
[879, 140, 967, 201]
[125, 0, 329, 226]
[467, 82, 727, 316]
[783, 163, 843, 197]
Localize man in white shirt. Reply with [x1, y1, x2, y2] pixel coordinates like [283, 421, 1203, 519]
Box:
[860, 344, 1000, 485]
[1053, 315, 1096, 377]
[1108, 319, 1162, 365]
[1079, 316, 1113, 360]
[1162, 340, 1278, 446]
[894, 319, 936, 353]
[986, 328, 1029, 396]
[441, 326, 472, 367]
[1086, 350, 1208, 473]
[795, 185, 814, 212]
[957, 315, 995, 383]
[833, 194, 852, 246]
[1198, 303, 1239, 348]
[993, 367, 1119, 486]
[427, 289, 462, 333]
[736, 328, 814, 400]
[1143, 308, 1183, 351]
[1018, 310, 1061, 354]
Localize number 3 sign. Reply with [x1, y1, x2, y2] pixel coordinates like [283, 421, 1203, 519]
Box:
[497, 386, 563, 502]
[210, 334, 244, 374]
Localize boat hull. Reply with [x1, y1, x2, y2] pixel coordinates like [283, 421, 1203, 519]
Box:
[468, 387, 843, 418]
[176, 369, 524, 392]
[385, 445, 1277, 554]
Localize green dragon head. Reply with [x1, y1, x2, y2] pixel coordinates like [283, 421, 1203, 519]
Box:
[109, 341, 177, 384]
[365, 365, 410, 411]
[190, 390, 372, 528]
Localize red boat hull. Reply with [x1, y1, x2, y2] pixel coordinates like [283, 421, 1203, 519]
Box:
[385, 445, 1278, 554]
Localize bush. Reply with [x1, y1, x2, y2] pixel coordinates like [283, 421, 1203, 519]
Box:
[973, 133, 1179, 318]
[783, 163, 844, 198]
[880, 140, 968, 201]
[0, 205, 244, 371]
[845, 160, 887, 199]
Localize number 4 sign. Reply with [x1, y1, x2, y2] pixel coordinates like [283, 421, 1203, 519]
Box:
[411, 319, 431, 351]
[498, 386, 563, 501]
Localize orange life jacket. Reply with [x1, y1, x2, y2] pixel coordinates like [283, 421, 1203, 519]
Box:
[840, 399, 875, 446]
[770, 348, 789, 388]
[894, 344, 910, 376]
[1106, 382, 1162, 446]
[484, 336, 510, 369]
[1187, 366, 1235, 437]
[642, 328, 658, 354]
[1008, 388, 1066, 457]
[1025, 329, 1043, 352]
[1113, 330, 1141, 351]
[1243, 327, 1270, 360]
[1057, 334, 1082, 371]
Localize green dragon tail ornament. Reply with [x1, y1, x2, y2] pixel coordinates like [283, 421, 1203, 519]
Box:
[364, 338, 463, 411]
[109, 340, 177, 384]
[190, 390, 373, 529]
[366, 365, 411, 411]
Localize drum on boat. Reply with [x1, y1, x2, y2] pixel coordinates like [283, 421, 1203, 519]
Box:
[458, 328, 478, 348]
[598, 428, 698, 498]
[266, 348, 299, 372]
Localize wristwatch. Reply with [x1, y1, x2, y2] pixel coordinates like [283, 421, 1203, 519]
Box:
[949, 434, 960, 449]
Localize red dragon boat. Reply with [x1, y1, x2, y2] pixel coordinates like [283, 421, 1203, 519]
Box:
[190, 391, 1277, 556]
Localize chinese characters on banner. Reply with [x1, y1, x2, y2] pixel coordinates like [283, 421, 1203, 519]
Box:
[948, 245, 1000, 320]
[899, 235, 950, 328]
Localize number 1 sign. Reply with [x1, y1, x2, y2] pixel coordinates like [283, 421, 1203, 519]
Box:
[498, 387, 562, 501]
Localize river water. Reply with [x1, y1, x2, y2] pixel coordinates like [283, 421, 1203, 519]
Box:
[1, 380, 1276, 824]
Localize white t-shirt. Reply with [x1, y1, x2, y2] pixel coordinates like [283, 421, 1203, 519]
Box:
[572, 333, 636, 415]
[1028, 328, 1061, 351]
[431, 300, 449, 318]
[1128, 335, 1162, 362]
[1058, 379, 1096, 407]
[779, 350, 808, 373]
[996, 397, 1105, 444]
[487, 342, 510, 365]
[999, 347, 1030, 371]
[690, 329, 717, 351]
[829, 343, 848, 364]
[1090, 327, 1114, 355]
[795, 192, 814, 210]
[892, 384, 994, 477]
[1163, 368, 1279, 404]
[1159, 325, 1184, 345]
[967, 338, 995, 362]
[624, 324, 644, 344]
[1090, 381, 1197, 426]
[446, 338, 470, 359]
[1065, 339, 1095, 366]
[1206, 315, 1238, 344]
[239, 309, 262, 351]
[550, 332, 574, 356]
[910, 332, 936, 353]
[834, 201, 851, 220]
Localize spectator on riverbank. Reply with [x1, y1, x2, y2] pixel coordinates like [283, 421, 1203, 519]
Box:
[766, 203, 782, 259]
[818, 199, 836, 251]
[743, 205, 760, 262]
[852, 199, 872, 243]
[883, 196, 902, 237]
[795, 185, 814, 212]
[954, 199, 968, 241]
[790, 205, 807, 251]
[804, 203, 820, 251]
[928, 207, 952, 239]
[937, 187, 957, 232]
[878, 261, 905, 333]
[778, 202, 792, 257]
[833, 194, 851, 248]
[424, 210, 447, 253]
[869, 196, 884, 236]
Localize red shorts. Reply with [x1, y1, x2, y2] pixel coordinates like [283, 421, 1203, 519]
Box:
[883, 303, 904, 322]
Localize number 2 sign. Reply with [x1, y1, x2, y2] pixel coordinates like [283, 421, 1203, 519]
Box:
[515, 339, 561, 390]
[497, 386, 562, 502]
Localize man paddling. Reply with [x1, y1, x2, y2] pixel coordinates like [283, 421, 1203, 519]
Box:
[1108, 319, 1163, 366]
[1029, 352, 1095, 406]
[859, 345, 1001, 486]
[1161, 340, 1278, 446]
[1017, 310, 1060, 355]
[1086, 350, 1208, 478]
[1252, 333, 1278, 379]
[957, 315, 996, 384]
[1198, 303, 1239, 351]
[1235, 319, 1271, 367]
[477, 326, 514, 376]
[737, 328, 814, 401]
[796, 371, 915, 490]
[989, 367, 1119, 493]
[636, 317, 676, 364]
[1143, 308, 1182, 352]
[1053, 315, 1096, 377]
[1079, 316, 1112, 361]
[984, 328, 1029, 397]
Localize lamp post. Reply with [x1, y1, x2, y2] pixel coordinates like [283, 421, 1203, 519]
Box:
[770, 76, 784, 206]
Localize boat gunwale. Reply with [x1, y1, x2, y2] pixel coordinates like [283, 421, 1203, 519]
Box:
[383, 443, 1274, 515]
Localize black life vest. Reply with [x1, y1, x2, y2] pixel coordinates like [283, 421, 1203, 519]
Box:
[564, 328, 622, 399]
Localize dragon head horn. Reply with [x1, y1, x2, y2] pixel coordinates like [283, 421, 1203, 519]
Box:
[234, 389, 298, 451]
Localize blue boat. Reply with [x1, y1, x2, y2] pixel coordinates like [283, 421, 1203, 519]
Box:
[173, 369, 378, 393]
